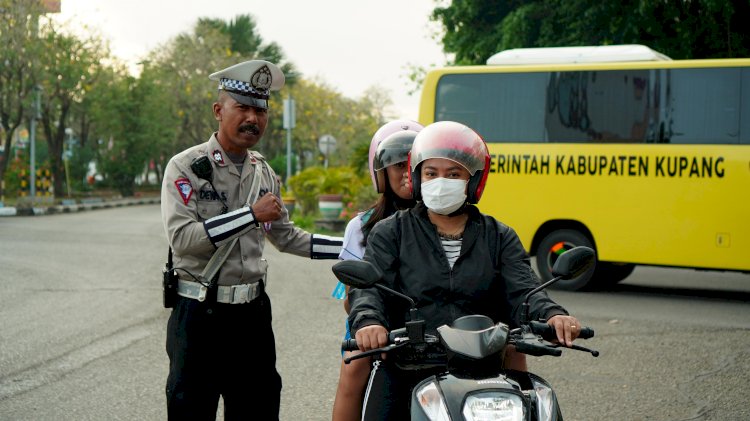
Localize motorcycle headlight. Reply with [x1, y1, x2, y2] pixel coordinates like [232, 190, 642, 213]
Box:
[462, 392, 525, 421]
[415, 381, 450, 421]
[532, 378, 559, 421]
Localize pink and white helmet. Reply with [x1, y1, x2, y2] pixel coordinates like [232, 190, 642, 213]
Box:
[408, 121, 490, 204]
[368, 119, 424, 191]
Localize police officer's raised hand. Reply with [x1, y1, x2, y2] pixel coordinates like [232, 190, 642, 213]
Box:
[251, 194, 283, 222]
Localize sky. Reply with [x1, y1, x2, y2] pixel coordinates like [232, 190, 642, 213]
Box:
[51, 0, 450, 121]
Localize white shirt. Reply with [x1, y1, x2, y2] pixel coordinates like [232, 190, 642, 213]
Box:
[332, 212, 368, 299]
[339, 212, 367, 261]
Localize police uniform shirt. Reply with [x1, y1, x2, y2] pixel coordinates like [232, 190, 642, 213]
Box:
[161, 133, 339, 286]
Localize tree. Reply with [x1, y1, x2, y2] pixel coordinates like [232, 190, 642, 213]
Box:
[278, 79, 382, 173]
[431, 0, 518, 64]
[75, 59, 172, 196]
[431, 0, 750, 65]
[0, 0, 44, 198]
[92, 72, 169, 196]
[198, 14, 291, 67]
[143, 13, 387, 189]
[134, 62, 178, 187]
[35, 20, 109, 197]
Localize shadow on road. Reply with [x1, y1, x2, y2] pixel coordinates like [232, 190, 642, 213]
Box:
[598, 283, 750, 303]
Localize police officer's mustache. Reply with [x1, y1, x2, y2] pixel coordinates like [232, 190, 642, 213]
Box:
[239, 124, 260, 135]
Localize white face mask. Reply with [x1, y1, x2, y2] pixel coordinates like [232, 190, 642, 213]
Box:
[421, 178, 468, 215]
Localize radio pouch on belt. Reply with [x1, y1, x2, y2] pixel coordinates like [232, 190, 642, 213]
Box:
[162, 247, 178, 308]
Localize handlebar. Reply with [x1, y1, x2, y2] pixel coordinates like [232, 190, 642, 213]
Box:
[342, 321, 598, 361]
[341, 326, 405, 352]
[342, 338, 359, 352]
[525, 321, 599, 357]
[529, 320, 594, 340]
[343, 322, 595, 352]
[579, 326, 594, 339]
[515, 340, 563, 357]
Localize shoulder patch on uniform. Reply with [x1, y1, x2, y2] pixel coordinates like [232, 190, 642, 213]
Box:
[175, 178, 193, 205]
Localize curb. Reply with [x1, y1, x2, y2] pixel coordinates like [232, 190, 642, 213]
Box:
[0, 197, 161, 217]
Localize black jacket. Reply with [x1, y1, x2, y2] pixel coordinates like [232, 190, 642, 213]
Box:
[348, 203, 567, 335]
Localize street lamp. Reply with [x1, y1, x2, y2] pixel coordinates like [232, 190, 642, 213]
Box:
[64, 127, 73, 198]
[282, 72, 300, 188]
[283, 94, 296, 187]
[29, 85, 41, 199]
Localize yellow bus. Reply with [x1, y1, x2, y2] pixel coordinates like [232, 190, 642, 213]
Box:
[418, 45, 750, 290]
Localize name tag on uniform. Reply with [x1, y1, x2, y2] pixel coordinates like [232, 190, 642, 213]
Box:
[199, 189, 228, 201]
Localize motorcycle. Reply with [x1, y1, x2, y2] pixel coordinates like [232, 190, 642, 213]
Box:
[332, 246, 599, 421]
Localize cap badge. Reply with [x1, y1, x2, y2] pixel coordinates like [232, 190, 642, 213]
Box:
[251, 65, 273, 90]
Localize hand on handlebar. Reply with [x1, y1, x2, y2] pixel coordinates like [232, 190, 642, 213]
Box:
[547, 315, 581, 347]
[355, 324, 389, 355]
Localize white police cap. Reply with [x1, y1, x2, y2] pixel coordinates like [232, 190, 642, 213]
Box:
[209, 60, 285, 109]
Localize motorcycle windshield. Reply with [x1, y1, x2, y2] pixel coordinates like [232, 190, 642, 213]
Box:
[437, 315, 509, 359]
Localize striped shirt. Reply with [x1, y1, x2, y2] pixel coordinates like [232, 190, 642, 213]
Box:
[440, 237, 462, 268]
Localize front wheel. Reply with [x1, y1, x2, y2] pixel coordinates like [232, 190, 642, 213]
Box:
[536, 229, 597, 291]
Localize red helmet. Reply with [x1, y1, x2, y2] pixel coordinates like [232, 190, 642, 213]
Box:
[409, 121, 490, 204]
[369, 120, 424, 191]
[372, 130, 419, 193]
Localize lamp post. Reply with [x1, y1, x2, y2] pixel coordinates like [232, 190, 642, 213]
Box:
[29, 86, 41, 199]
[283, 94, 296, 187]
[64, 127, 73, 198]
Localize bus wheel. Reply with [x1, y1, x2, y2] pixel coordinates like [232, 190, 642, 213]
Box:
[536, 229, 597, 291]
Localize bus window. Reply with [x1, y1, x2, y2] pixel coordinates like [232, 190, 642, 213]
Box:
[545, 70, 658, 143]
[436, 73, 548, 142]
[740, 69, 750, 144]
[668, 68, 741, 144]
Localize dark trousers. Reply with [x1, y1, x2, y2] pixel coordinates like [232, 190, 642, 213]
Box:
[362, 360, 442, 421]
[165, 287, 281, 421]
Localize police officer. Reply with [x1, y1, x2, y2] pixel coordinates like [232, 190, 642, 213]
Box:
[161, 59, 342, 420]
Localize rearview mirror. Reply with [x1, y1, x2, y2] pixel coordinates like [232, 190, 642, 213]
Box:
[551, 246, 595, 279]
[332, 260, 382, 289]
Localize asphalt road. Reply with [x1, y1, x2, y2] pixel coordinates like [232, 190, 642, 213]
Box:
[0, 204, 748, 420]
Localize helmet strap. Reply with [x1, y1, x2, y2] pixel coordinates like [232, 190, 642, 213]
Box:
[411, 166, 422, 201]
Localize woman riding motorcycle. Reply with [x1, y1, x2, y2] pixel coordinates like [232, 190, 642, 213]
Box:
[347, 121, 584, 420]
[332, 119, 423, 421]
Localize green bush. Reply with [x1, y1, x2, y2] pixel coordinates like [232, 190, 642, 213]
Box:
[268, 154, 297, 182]
[290, 213, 315, 230]
[345, 182, 379, 218]
[287, 166, 367, 216]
